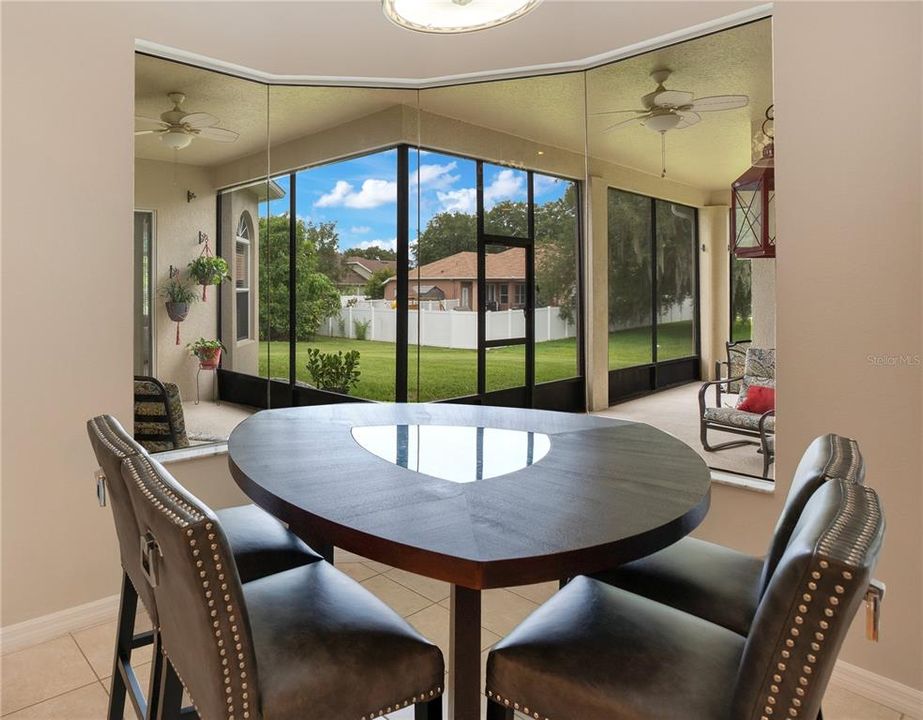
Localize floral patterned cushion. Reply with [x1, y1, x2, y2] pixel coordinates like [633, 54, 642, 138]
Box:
[738, 347, 776, 404]
[133, 379, 189, 452]
[704, 407, 776, 433]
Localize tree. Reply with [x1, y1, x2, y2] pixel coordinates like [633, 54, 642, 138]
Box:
[534, 185, 579, 322]
[416, 211, 476, 266]
[347, 246, 397, 262]
[363, 267, 395, 299]
[311, 221, 343, 282]
[259, 215, 342, 341]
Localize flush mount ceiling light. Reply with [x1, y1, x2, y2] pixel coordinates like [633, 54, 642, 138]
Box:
[382, 0, 543, 34]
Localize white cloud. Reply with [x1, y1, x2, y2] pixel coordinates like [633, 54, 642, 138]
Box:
[484, 168, 525, 208]
[437, 187, 477, 214]
[315, 178, 397, 208]
[355, 238, 397, 253]
[436, 169, 526, 214]
[413, 162, 459, 190]
[350, 225, 372, 234]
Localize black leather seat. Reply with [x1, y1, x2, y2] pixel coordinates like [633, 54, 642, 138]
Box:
[245, 561, 444, 720]
[121, 451, 444, 720]
[592, 433, 864, 635]
[86, 415, 321, 720]
[487, 478, 884, 720]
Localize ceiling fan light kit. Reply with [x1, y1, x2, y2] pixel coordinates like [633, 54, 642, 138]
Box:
[135, 91, 240, 150]
[594, 69, 749, 178]
[381, 0, 542, 34]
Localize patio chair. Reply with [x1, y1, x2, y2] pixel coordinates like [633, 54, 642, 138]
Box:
[698, 347, 776, 471]
[714, 339, 751, 407]
[133, 375, 189, 452]
[485, 478, 885, 720]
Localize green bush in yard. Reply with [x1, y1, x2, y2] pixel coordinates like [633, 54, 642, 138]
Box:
[305, 348, 361, 395]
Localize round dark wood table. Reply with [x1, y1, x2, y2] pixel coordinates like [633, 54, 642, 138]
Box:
[228, 403, 711, 720]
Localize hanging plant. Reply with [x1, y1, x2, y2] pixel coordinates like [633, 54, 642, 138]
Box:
[160, 274, 198, 345]
[187, 337, 225, 369]
[188, 238, 229, 301]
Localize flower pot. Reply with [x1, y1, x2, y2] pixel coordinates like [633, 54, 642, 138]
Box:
[198, 347, 222, 369]
[165, 302, 189, 322]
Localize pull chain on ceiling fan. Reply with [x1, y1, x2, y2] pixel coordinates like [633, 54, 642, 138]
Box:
[592, 69, 749, 178]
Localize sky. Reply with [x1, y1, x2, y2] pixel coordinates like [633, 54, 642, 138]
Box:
[262, 149, 570, 254]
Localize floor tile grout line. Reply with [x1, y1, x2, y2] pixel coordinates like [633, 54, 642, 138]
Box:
[0, 678, 104, 717]
[382, 572, 451, 605]
[69, 631, 107, 683]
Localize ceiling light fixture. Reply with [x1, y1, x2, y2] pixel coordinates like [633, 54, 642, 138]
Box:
[161, 128, 193, 150]
[382, 0, 543, 34]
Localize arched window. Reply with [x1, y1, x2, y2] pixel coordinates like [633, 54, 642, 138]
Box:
[235, 211, 253, 341]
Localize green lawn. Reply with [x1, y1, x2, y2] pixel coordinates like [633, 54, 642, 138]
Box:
[259, 320, 700, 402]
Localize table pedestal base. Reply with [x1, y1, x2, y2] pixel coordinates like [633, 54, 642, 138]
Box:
[449, 585, 481, 720]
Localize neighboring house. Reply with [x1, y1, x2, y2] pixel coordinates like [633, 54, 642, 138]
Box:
[337, 256, 397, 294]
[383, 247, 525, 310]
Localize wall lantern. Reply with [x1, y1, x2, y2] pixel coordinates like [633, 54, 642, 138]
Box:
[731, 105, 775, 258]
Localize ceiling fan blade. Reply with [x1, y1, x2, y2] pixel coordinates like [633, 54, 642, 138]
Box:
[135, 115, 167, 125]
[134, 129, 163, 136]
[687, 95, 749, 112]
[181, 112, 219, 129]
[602, 115, 649, 134]
[675, 111, 702, 130]
[649, 89, 695, 108]
[589, 109, 647, 117]
[195, 126, 239, 143]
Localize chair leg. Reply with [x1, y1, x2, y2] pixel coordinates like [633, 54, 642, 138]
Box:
[486, 698, 514, 720]
[108, 572, 138, 720]
[157, 657, 185, 720]
[145, 634, 164, 720]
[414, 697, 442, 720]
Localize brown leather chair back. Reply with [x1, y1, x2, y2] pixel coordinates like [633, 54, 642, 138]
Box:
[121, 453, 261, 720]
[732, 479, 884, 720]
[760, 434, 865, 592]
[86, 415, 159, 623]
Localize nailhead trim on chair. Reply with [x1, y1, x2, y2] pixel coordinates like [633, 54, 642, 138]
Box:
[360, 686, 443, 719]
[756, 481, 880, 720]
[485, 690, 551, 720]
[90, 416, 137, 460]
[125, 455, 255, 720]
[825, 436, 861, 483]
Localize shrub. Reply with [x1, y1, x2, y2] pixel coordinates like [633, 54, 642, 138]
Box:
[353, 319, 371, 341]
[305, 348, 361, 395]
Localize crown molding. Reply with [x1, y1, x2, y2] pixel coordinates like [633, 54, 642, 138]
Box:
[135, 3, 772, 89]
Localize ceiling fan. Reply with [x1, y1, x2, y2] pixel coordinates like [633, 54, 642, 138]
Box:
[592, 69, 749, 177]
[135, 92, 240, 150]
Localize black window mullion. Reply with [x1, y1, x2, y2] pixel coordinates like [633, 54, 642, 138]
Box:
[476, 161, 486, 396]
[396, 146, 409, 402]
[650, 197, 658, 386]
[525, 171, 535, 407]
[288, 172, 297, 397]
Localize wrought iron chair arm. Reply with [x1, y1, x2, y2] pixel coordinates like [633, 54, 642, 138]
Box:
[699, 376, 744, 414]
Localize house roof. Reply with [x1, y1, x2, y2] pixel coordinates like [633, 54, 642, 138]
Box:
[338, 256, 397, 287]
[392, 248, 525, 284]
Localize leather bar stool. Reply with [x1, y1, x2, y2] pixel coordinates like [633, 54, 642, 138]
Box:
[592, 433, 864, 636]
[121, 451, 445, 720]
[87, 415, 322, 720]
[486, 478, 885, 720]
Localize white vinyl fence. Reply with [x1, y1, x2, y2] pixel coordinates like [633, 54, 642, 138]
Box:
[321, 299, 575, 350]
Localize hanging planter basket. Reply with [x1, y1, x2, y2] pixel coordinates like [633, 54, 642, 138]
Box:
[165, 301, 189, 323]
[188, 239, 229, 302]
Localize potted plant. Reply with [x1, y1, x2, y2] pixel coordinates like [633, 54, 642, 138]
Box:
[160, 275, 198, 322]
[187, 338, 225, 368]
[188, 255, 229, 301]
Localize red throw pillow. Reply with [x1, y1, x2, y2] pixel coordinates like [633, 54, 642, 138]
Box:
[738, 385, 776, 414]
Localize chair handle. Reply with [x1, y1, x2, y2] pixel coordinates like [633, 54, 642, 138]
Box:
[95, 469, 107, 508]
[866, 579, 885, 642]
[140, 532, 162, 588]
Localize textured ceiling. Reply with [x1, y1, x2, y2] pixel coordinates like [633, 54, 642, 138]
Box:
[136, 18, 772, 192]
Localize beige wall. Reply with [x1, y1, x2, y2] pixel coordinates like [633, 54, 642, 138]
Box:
[135, 159, 218, 401]
[694, 2, 923, 692]
[1, 0, 920, 695]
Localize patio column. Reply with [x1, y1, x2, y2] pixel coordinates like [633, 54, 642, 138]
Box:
[585, 175, 610, 411]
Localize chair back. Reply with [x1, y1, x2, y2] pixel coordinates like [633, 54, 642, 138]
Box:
[761, 434, 865, 591]
[86, 415, 158, 622]
[738, 347, 776, 404]
[725, 340, 752, 395]
[134, 376, 189, 453]
[731, 479, 884, 720]
[121, 453, 261, 720]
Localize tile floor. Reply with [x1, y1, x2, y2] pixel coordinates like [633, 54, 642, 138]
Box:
[1, 551, 916, 719]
